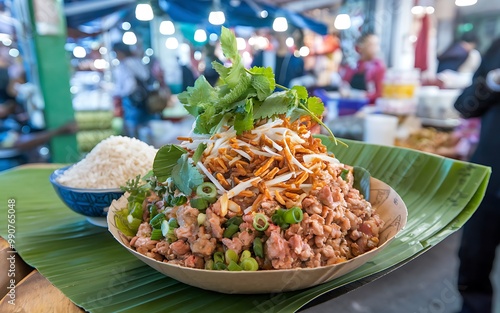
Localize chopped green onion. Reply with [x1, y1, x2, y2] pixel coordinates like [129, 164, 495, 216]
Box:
[150, 213, 166, 229]
[240, 257, 259, 271]
[271, 209, 289, 229]
[205, 259, 214, 270]
[214, 251, 225, 264]
[283, 207, 304, 224]
[227, 260, 243, 271]
[252, 213, 269, 231]
[223, 223, 240, 238]
[225, 249, 239, 264]
[190, 197, 209, 210]
[225, 216, 243, 227]
[172, 195, 188, 206]
[161, 219, 169, 237]
[126, 216, 142, 234]
[214, 262, 227, 270]
[115, 212, 137, 237]
[197, 213, 206, 225]
[253, 237, 264, 258]
[165, 218, 179, 243]
[240, 250, 251, 262]
[149, 203, 158, 219]
[168, 218, 179, 229]
[150, 228, 163, 240]
[340, 169, 349, 181]
[196, 182, 217, 202]
[129, 202, 143, 219]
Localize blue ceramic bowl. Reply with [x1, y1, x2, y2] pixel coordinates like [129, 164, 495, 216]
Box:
[49, 165, 125, 219]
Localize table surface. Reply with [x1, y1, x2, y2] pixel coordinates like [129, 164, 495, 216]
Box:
[0, 234, 427, 313]
[0, 157, 486, 312]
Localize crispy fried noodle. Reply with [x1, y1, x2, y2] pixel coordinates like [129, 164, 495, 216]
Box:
[122, 117, 384, 270]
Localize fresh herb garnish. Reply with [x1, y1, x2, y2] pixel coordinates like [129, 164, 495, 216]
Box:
[153, 144, 186, 182]
[177, 26, 344, 145]
[192, 143, 207, 164]
[120, 175, 150, 204]
[171, 154, 204, 195]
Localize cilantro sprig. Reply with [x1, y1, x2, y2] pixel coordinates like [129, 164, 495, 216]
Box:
[178, 26, 345, 146]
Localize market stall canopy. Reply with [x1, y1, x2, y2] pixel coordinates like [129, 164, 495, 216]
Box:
[63, 0, 327, 35]
[64, 0, 135, 30]
[158, 0, 328, 35]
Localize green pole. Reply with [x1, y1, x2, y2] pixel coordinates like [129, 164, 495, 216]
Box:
[27, 0, 79, 163]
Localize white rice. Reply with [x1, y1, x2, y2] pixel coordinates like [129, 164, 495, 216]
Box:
[56, 135, 157, 189]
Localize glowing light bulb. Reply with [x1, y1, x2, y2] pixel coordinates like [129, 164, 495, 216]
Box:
[160, 21, 175, 35]
[209, 11, 225, 25]
[273, 17, 288, 32]
[135, 3, 154, 21]
[194, 29, 207, 43]
[334, 14, 351, 30]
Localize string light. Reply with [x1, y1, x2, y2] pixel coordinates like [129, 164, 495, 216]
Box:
[135, 3, 154, 21]
[122, 31, 137, 45]
[209, 0, 225, 25]
[194, 29, 207, 43]
[334, 14, 351, 30]
[160, 20, 175, 35]
[272, 17, 288, 32]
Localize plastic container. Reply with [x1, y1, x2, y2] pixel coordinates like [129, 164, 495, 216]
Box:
[363, 114, 399, 146]
[313, 89, 368, 119]
[382, 68, 420, 99]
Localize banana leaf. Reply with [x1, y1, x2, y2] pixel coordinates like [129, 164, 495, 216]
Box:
[0, 137, 491, 312]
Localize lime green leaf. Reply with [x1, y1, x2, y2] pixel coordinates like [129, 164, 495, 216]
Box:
[253, 90, 295, 120]
[307, 96, 325, 117]
[220, 26, 240, 62]
[212, 61, 229, 82]
[249, 66, 275, 100]
[171, 154, 204, 195]
[251, 75, 273, 101]
[192, 143, 207, 164]
[292, 85, 308, 101]
[218, 73, 251, 107]
[178, 76, 217, 116]
[141, 170, 154, 181]
[225, 63, 246, 89]
[353, 166, 371, 200]
[153, 144, 187, 182]
[234, 99, 254, 135]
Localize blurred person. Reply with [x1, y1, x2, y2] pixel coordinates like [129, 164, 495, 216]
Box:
[453, 37, 500, 313]
[437, 32, 480, 74]
[437, 32, 481, 89]
[111, 42, 156, 142]
[251, 30, 304, 88]
[203, 43, 223, 86]
[0, 101, 77, 171]
[311, 32, 343, 88]
[340, 33, 386, 104]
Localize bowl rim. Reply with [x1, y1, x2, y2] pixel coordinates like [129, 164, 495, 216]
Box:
[50, 165, 124, 193]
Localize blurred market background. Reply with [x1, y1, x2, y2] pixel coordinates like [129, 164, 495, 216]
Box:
[0, 0, 498, 166]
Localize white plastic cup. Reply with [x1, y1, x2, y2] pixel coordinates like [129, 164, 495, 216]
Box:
[363, 114, 399, 146]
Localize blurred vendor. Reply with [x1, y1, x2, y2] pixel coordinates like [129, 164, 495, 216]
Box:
[340, 33, 386, 104]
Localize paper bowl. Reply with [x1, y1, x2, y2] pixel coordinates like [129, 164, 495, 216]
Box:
[107, 177, 407, 294]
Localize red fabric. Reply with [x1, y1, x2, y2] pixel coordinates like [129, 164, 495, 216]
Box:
[414, 14, 430, 72]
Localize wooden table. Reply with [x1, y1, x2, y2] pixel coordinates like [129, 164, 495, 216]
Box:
[0, 237, 83, 312]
